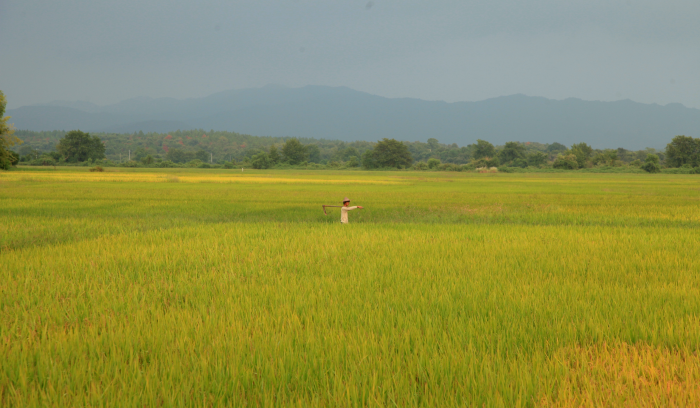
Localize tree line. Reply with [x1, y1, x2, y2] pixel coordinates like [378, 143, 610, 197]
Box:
[0, 91, 22, 170]
[10, 128, 698, 174]
[4, 113, 699, 173]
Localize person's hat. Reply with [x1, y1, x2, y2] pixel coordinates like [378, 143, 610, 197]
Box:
[343, 197, 350, 203]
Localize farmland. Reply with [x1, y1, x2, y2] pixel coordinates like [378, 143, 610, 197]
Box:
[1, 168, 700, 406]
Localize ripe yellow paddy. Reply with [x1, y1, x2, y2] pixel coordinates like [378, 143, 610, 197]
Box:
[1, 168, 699, 406]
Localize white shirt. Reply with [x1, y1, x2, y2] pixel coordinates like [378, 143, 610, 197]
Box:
[340, 206, 357, 224]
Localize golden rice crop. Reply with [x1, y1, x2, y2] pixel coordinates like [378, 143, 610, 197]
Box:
[1, 168, 699, 406]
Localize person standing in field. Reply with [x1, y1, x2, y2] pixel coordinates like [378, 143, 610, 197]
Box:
[340, 197, 363, 224]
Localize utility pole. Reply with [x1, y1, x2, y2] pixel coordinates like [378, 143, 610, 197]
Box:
[129, 150, 131, 161]
[210, 152, 213, 163]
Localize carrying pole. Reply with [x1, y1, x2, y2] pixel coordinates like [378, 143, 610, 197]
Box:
[322, 205, 342, 215]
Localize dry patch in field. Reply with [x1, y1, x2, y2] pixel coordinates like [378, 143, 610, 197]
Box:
[540, 343, 700, 407]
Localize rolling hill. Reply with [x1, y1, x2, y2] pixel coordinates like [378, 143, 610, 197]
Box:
[8, 85, 700, 149]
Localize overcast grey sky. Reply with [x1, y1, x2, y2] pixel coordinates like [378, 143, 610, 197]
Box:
[1, 0, 699, 109]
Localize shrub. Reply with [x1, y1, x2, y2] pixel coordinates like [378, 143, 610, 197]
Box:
[498, 166, 527, 173]
[641, 154, 661, 173]
[31, 156, 56, 166]
[472, 157, 500, 169]
[89, 166, 104, 172]
[413, 161, 428, 170]
[661, 167, 696, 174]
[553, 154, 578, 170]
[438, 163, 460, 171]
[123, 160, 140, 167]
[158, 160, 176, 168]
[427, 158, 441, 169]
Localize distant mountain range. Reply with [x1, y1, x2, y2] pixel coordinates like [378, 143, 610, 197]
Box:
[8, 85, 700, 149]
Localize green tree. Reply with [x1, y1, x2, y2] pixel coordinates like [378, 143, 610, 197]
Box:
[361, 149, 376, 169]
[346, 156, 359, 167]
[498, 142, 525, 164]
[282, 138, 307, 165]
[472, 139, 495, 160]
[166, 148, 193, 163]
[268, 145, 280, 164]
[665, 135, 700, 168]
[552, 154, 578, 170]
[527, 151, 547, 167]
[57, 130, 105, 162]
[427, 158, 441, 169]
[185, 159, 203, 168]
[427, 138, 440, 152]
[570, 142, 593, 168]
[640, 154, 661, 173]
[606, 150, 618, 166]
[372, 138, 413, 168]
[0, 91, 22, 170]
[306, 144, 321, 163]
[133, 147, 148, 161]
[251, 152, 271, 169]
[511, 158, 528, 168]
[591, 152, 607, 166]
[546, 142, 568, 153]
[338, 147, 359, 161]
[195, 150, 209, 163]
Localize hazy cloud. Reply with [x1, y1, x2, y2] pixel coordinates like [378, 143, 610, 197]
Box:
[1, 0, 699, 108]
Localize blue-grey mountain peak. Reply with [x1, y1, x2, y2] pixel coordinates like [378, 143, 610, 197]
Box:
[9, 86, 699, 150]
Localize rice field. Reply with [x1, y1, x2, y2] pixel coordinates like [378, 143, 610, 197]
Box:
[1, 167, 700, 406]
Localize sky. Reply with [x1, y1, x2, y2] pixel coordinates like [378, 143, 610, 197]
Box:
[1, 0, 699, 109]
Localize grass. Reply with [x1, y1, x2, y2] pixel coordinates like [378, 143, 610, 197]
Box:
[1, 168, 700, 406]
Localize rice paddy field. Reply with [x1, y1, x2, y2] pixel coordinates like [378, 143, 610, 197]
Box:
[1, 167, 700, 406]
